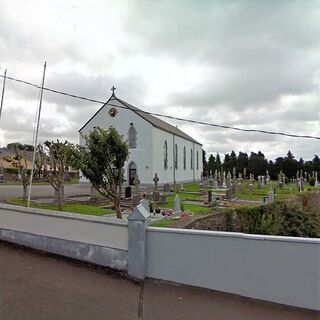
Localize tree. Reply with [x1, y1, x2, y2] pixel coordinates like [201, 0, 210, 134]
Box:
[223, 153, 231, 172]
[38, 140, 71, 211]
[237, 152, 248, 175]
[5, 145, 37, 201]
[7, 142, 34, 151]
[69, 127, 129, 219]
[215, 153, 222, 172]
[248, 151, 267, 177]
[283, 151, 298, 178]
[207, 154, 215, 173]
[202, 150, 208, 174]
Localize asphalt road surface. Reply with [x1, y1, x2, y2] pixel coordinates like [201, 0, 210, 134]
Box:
[0, 184, 91, 202]
[1, 241, 319, 320]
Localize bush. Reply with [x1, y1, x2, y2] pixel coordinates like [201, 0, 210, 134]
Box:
[309, 177, 315, 186]
[234, 200, 320, 238]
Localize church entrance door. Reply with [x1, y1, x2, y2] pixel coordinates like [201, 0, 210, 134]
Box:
[128, 162, 137, 185]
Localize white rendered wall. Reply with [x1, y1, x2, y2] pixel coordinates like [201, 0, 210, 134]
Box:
[152, 127, 202, 184]
[79, 98, 154, 184]
[146, 227, 320, 311]
[0, 204, 128, 250]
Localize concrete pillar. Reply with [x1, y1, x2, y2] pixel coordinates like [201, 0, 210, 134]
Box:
[127, 204, 149, 280]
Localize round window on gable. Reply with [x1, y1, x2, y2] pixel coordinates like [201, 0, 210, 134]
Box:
[108, 107, 118, 117]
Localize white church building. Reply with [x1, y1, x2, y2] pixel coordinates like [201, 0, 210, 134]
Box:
[79, 89, 203, 186]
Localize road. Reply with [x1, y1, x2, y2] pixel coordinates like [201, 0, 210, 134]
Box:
[0, 184, 91, 202]
[0, 241, 318, 320]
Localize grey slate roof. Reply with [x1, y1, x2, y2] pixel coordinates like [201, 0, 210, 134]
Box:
[79, 95, 202, 146]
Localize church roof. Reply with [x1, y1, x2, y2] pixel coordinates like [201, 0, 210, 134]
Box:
[79, 95, 202, 146]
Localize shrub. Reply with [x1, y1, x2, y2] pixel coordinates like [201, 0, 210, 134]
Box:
[309, 177, 315, 186]
[234, 200, 320, 238]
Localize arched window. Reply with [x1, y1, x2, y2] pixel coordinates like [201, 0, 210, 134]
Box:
[174, 144, 178, 169]
[183, 146, 186, 170]
[191, 149, 193, 170]
[163, 140, 168, 170]
[128, 123, 137, 149]
[197, 150, 199, 170]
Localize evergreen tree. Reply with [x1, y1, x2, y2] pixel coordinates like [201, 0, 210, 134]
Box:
[208, 154, 215, 173]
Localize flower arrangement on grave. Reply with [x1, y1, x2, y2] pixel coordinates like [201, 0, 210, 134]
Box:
[161, 209, 174, 218]
[179, 211, 192, 219]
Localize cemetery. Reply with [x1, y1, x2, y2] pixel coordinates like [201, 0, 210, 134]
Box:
[7, 167, 320, 238]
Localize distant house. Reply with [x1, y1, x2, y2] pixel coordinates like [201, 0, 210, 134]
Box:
[79, 91, 203, 185]
[0, 148, 33, 170]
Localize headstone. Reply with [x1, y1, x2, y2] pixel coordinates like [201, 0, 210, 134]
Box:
[174, 194, 181, 215]
[209, 172, 213, 187]
[201, 182, 206, 195]
[139, 198, 150, 212]
[208, 190, 212, 203]
[132, 194, 141, 207]
[237, 172, 243, 184]
[222, 171, 227, 188]
[125, 186, 132, 198]
[153, 173, 159, 191]
[248, 174, 254, 192]
[133, 174, 140, 190]
[257, 175, 262, 189]
[243, 167, 247, 180]
[153, 191, 160, 204]
[315, 172, 319, 187]
[163, 183, 170, 192]
[226, 171, 232, 188]
[268, 190, 275, 202]
[180, 183, 184, 190]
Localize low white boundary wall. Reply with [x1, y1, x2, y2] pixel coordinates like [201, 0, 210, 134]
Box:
[1, 202, 319, 311]
[0, 204, 128, 270]
[146, 227, 320, 311]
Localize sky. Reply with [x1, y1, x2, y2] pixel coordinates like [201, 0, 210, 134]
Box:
[0, 0, 319, 161]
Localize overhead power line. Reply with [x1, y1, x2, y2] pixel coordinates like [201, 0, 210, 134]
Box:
[1, 73, 320, 141]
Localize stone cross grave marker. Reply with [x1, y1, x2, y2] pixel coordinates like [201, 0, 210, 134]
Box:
[132, 175, 141, 206]
[153, 173, 159, 191]
[153, 173, 160, 204]
[174, 194, 181, 215]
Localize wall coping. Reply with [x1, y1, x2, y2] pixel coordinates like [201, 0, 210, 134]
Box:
[0, 203, 128, 227]
[147, 226, 320, 244]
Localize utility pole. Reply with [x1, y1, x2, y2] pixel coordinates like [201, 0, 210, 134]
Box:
[0, 69, 7, 122]
[27, 62, 47, 207]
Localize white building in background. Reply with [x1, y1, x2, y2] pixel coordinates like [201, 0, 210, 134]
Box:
[79, 89, 203, 185]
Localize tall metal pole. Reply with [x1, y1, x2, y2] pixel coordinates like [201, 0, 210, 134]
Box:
[0, 69, 7, 122]
[27, 62, 47, 207]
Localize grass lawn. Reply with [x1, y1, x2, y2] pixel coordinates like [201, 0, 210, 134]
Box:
[8, 197, 114, 216]
[160, 191, 213, 214]
[234, 181, 320, 201]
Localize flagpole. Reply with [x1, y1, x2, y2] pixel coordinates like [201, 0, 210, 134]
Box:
[27, 62, 47, 207]
[0, 69, 7, 122]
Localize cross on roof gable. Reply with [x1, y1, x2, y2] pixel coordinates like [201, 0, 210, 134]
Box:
[79, 95, 202, 146]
